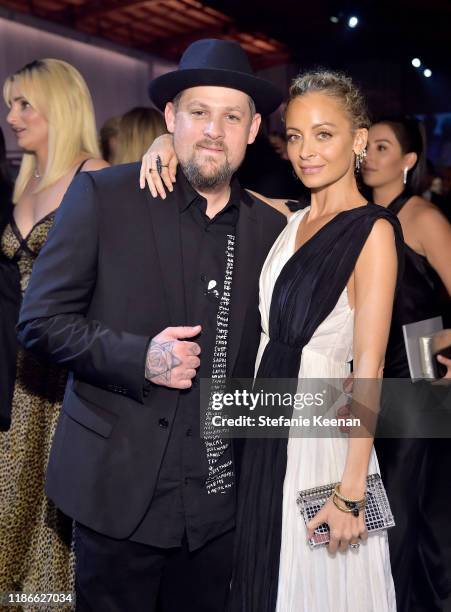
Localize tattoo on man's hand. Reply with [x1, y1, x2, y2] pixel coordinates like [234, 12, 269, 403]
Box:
[146, 340, 181, 382]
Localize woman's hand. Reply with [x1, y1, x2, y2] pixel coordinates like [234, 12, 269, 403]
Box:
[307, 496, 368, 554]
[437, 354, 451, 380]
[139, 133, 178, 198]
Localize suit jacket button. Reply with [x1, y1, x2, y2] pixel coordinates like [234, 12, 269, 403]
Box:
[158, 418, 169, 428]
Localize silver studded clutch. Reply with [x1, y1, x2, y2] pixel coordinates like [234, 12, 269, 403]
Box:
[296, 473, 395, 548]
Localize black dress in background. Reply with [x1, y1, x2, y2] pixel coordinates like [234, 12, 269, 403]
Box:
[384, 194, 448, 378]
[375, 192, 451, 612]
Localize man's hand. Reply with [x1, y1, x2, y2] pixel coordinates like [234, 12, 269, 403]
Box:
[146, 325, 201, 389]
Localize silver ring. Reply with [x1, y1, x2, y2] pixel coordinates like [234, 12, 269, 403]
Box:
[350, 543, 360, 550]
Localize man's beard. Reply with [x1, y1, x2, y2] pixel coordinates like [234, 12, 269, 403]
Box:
[181, 142, 235, 191]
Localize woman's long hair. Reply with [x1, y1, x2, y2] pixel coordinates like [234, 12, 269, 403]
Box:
[3, 59, 100, 202]
[113, 107, 167, 164]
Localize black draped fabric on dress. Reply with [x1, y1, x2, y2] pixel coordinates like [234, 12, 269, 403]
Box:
[228, 204, 403, 612]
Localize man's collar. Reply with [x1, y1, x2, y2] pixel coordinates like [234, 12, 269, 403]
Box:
[176, 168, 201, 212]
[228, 175, 242, 210]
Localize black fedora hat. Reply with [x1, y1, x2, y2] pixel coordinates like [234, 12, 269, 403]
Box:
[149, 39, 283, 116]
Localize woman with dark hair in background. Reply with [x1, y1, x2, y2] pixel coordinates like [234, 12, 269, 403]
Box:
[363, 117, 451, 612]
[363, 117, 450, 339]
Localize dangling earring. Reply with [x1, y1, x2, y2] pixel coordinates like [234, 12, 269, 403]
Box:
[403, 167, 409, 185]
[355, 149, 367, 172]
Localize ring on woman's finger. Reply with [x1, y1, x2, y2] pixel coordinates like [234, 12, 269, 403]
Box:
[155, 154, 162, 175]
[350, 543, 360, 550]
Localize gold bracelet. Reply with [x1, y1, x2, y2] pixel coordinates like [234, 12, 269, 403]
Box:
[334, 484, 366, 505]
[332, 495, 357, 514]
[332, 491, 366, 517]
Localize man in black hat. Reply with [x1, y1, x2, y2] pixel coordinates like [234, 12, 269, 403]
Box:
[17, 39, 285, 611]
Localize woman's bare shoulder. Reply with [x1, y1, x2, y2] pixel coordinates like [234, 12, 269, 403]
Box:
[406, 194, 439, 216]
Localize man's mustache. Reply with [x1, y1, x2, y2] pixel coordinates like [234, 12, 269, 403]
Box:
[195, 140, 228, 153]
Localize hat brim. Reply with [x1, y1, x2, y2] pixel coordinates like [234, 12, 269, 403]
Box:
[149, 68, 283, 116]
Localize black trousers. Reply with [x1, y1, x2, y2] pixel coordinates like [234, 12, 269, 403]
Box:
[74, 523, 234, 612]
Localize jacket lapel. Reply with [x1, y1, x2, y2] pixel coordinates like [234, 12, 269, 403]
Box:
[227, 193, 261, 375]
[144, 189, 186, 326]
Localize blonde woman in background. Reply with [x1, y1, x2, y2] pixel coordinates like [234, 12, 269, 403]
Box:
[113, 106, 166, 164]
[0, 58, 107, 599]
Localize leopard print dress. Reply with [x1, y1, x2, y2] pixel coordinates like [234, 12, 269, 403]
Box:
[0, 213, 74, 609]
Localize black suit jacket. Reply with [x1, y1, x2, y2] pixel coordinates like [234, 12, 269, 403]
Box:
[18, 163, 286, 538]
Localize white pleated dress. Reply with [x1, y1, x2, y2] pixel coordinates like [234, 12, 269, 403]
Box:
[254, 208, 396, 612]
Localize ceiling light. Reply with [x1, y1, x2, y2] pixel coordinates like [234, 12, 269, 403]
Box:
[424, 68, 432, 78]
[411, 58, 421, 68]
[348, 16, 358, 28]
